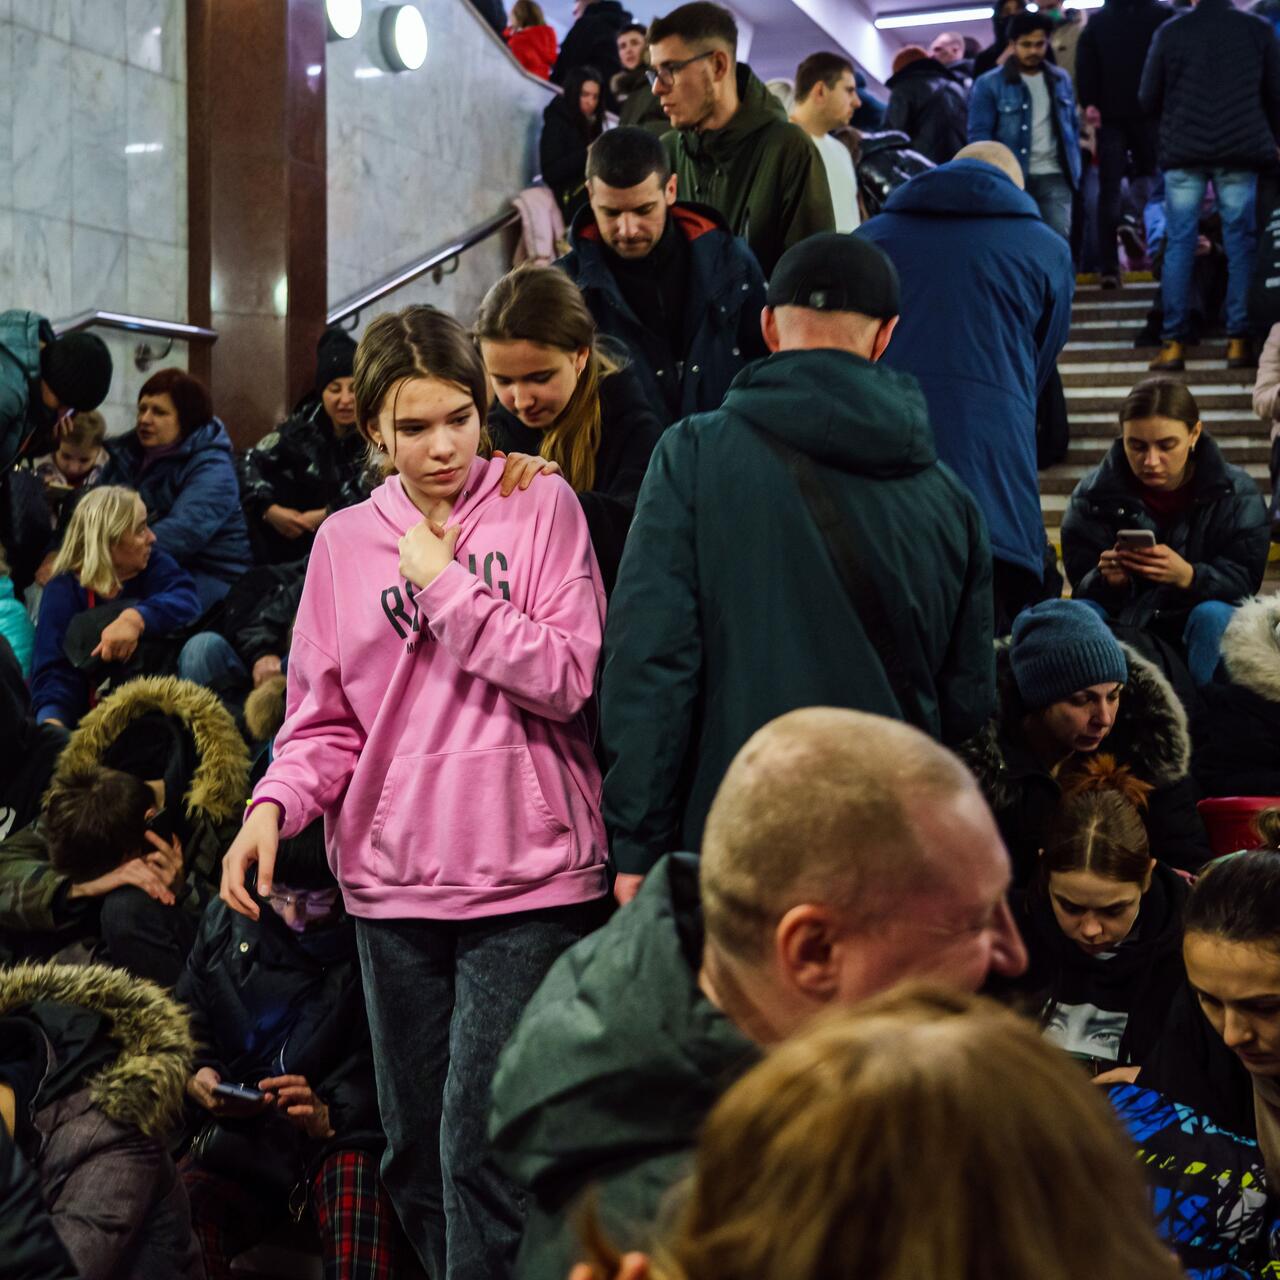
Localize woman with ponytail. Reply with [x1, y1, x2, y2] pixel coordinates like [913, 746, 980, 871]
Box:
[476, 265, 662, 591]
[1001, 754, 1188, 1073]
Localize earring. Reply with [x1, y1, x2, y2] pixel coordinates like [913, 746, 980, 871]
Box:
[377, 442, 387, 453]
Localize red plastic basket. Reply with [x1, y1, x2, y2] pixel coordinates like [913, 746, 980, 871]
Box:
[1197, 797, 1280, 858]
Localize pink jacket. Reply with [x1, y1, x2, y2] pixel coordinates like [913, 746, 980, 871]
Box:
[253, 457, 609, 920]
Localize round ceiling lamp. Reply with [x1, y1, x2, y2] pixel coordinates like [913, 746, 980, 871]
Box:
[381, 4, 428, 72]
[325, 0, 362, 41]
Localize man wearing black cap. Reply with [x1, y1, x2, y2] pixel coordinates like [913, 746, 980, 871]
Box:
[0, 311, 112, 471]
[600, 232, 997, 905]
[238, 326, 370, 564]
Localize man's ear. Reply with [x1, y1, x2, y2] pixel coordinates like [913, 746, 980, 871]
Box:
[870, 316, 899, 362]
[713, 47, 733, 83]
[774, 904, 843, 1004]
[761, 306, 781, 353]
[664, 173, 679, 205]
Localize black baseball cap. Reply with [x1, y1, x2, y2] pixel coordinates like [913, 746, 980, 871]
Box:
[765, 233, 900, 319]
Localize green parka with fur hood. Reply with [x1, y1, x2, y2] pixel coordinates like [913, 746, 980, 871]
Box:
[0, 962, 201, 1280]
[0, 676, 249, 944]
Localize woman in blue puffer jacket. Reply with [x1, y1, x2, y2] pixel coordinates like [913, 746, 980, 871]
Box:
[93, 368, 252, 609]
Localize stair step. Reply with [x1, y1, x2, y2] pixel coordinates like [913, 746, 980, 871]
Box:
[1065, 434, 1271, 462]
[1065, 389, 1253, 413]
[1060, 366, 1256, 387]
[1065, 339, 1154, 352]
[1072, 302, 1156, 324]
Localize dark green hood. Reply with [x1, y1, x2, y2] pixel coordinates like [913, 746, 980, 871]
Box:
[719, 348, 937, 476]
[679, 63, 786, 162]
[489, 854, 756, 1198]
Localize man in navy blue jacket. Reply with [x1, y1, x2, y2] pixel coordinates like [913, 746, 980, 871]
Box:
[859, 143, 1074, 633]
[557, 127, 768, 426]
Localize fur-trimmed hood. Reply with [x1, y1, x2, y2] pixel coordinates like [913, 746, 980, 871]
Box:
[962, 640, 1192, 808]
[0, 963, 193, 1137]
[1221, 595, 1280, 704]
[51, 675, 249, 823]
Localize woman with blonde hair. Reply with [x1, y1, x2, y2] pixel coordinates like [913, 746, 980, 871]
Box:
[476, 264, 661, 591]
[29, 485, 200, 728]
[575, 986, 1184, 1280]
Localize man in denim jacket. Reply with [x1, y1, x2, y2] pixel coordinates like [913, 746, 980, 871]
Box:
[968, 12, 1082, 239]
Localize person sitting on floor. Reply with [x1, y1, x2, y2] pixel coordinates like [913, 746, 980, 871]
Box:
[995, 754, 1187, 1074]
[237, 328, 371, 566]
[0, 674, 250, 987]
[30, 486, 202, 730]
[963, 599, 1211, 881]
[0, 961, 202, 1280]
[1062, 376, 1269, 688]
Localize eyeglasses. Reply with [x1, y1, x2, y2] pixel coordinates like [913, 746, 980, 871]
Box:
[645, 49, 715, 89]
[267, 890, 338, 915]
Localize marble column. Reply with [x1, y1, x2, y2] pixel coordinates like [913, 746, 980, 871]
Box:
[187, 0, 326, 448]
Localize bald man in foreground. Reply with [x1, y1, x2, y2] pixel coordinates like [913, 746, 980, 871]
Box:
[489, 708, 1027, 1280]
[859, 140, 1074, 634]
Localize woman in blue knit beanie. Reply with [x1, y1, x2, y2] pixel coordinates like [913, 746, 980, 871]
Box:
[962, 598, 1212, 882]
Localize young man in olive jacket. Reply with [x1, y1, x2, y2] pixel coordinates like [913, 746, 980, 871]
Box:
[647, 2, 834, 276]
[598, 234, 996, 904]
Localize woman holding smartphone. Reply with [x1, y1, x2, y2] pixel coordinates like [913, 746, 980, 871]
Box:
[1061, 376, 1269, 686]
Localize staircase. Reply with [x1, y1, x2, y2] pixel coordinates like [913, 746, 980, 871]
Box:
[1042, 278, 1279, 593]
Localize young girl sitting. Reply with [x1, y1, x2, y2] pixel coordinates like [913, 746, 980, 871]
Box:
[219, 304, 610, 1280]
[476, 265, 662, 592]
[32, 409, 107, 523]
[1002, 755, 1187, 1073]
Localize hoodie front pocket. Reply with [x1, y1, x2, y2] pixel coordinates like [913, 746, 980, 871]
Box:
[370, 745, 573, 889]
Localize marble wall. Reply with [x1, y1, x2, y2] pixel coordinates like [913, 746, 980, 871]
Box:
[327, 0, 557, 333]
[0, 0, 188, 436]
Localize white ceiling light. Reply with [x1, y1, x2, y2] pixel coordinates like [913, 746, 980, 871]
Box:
[326, 0, 362, 41]
[381, 4, 428, 72]
[875, 7, 992, 28]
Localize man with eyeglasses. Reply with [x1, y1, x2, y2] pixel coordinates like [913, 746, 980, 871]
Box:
[646, 2, 834, 277]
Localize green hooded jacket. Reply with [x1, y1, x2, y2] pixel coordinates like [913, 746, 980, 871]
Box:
[662, 65, 835, 276]
[599, 348, 996, 876]
[0, 310, 50, 469]
[489, 854, 757, 1280]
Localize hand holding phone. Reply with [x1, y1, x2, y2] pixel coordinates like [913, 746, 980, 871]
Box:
[1114, 529, 1157, 553]
[212, 1082, 266, 1104]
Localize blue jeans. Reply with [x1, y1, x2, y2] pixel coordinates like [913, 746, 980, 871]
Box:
[1026, 171, 1073, 240]
[353, 901, 602, 1280]
[1161, 168, 1257, 339]
[1076, 597, 1235, 687]
[177, 632, 248, 692]
[1182, 600, 1236, 688]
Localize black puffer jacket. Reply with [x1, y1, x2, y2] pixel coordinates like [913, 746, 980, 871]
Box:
[551, 0, 631, 100]
[999, 860, 1187, 1067]
[1076, 0, 1172, 120]
[218, 559, 306, 669]
[540, 91, 603, 219]
[1194, 594, 1280, 796]
[962, 642, 1212, 878]
[1139, 0, 1280, 171]
[884, 58, 970, 163]
[855, 130, 935, 219]
[1062, 434, 1269, 633]
[176, 874, 381, 1195]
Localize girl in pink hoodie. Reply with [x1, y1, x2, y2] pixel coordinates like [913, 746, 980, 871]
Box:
[219, 305, 609, 1279]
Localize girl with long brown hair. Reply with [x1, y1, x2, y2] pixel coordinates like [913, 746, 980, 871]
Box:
[220, 304, 610, 1278]
[476, 264, 662, 591]
[573, 985, 1185, 1280]
[1061, 375, 1269, 686]
[1000, 753, 1189, 1073]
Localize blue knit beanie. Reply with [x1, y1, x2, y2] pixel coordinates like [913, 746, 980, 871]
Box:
[1009, 600, 1128, 710]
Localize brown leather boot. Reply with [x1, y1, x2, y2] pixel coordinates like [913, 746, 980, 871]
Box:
[1227, 337, 1256, 370]
[1149, 340, 1185, 372]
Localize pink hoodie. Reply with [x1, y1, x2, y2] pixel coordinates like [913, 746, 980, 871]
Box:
[252, 456, 609, 919]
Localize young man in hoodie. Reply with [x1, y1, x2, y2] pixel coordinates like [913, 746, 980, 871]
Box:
[790, 52, 863, 232]
[647, 2, 835, 276]
[490, 707, 1028, 1280]
[858, 142, 1074, 632]
[557, 126, 768, 426]
[599, 234, 996, 902]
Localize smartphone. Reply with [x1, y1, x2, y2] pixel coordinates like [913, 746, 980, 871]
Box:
[145, 808, 177, 843]
[1115, 529, 1156, 552]
[212, 1082, 265, 1103]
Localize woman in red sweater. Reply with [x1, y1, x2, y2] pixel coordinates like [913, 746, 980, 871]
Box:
[504, 1, 558, 79]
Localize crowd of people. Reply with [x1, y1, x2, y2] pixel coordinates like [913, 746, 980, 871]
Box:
[5, 0, 1280, 1277]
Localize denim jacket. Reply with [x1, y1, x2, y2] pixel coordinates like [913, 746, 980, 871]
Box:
[968, 60, 1082, 189]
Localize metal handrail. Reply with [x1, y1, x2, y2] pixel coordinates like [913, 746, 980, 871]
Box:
[53, 310, 217, 343]
[327, 206, 522, 328]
